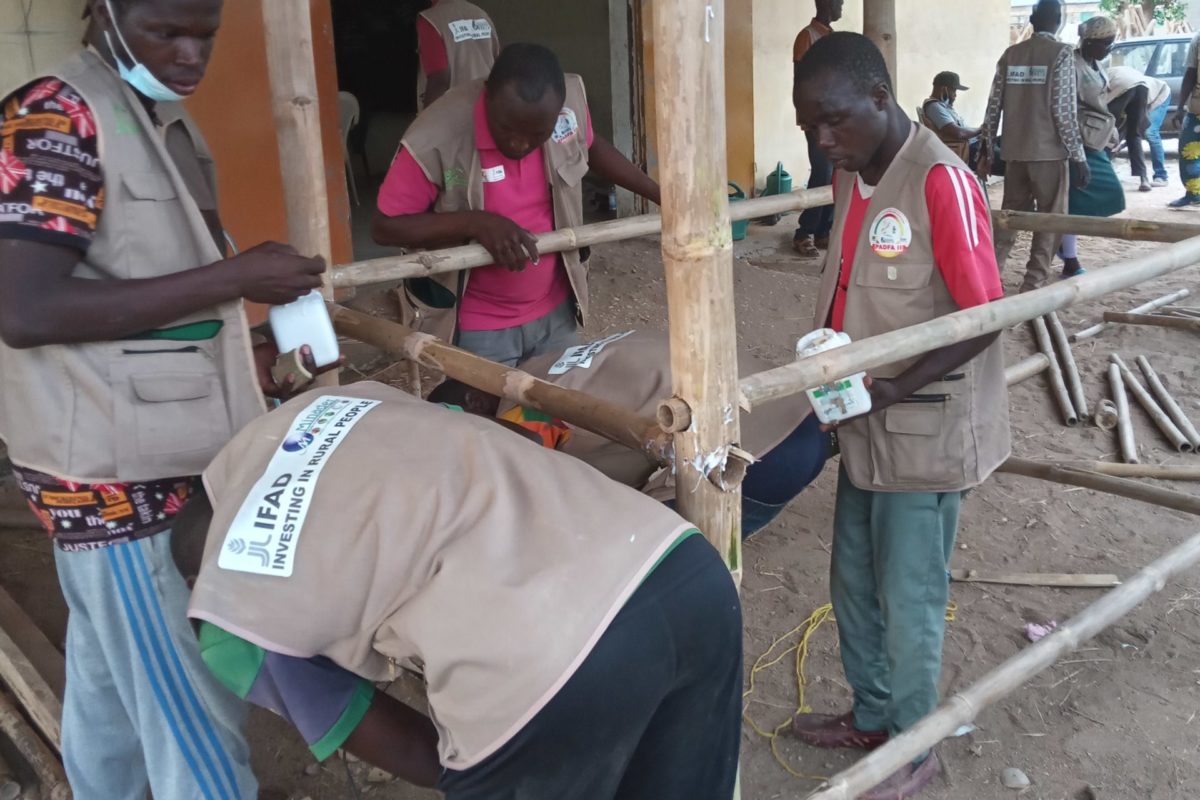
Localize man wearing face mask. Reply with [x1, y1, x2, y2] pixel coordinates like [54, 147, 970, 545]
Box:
[0, 1, 332, 797]
[373, 43, 661, 366]
[921, 72, 982, 169]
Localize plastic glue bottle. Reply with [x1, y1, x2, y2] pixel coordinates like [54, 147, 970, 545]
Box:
[795, 328, 872, 425]
[268, 290, 341, 369]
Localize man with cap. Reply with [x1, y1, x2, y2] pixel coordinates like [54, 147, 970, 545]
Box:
[922, 72, 983, 168]
[979, 0, 1088, 291]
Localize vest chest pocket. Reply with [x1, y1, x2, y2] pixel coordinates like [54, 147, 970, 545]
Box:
[110, 348, 233, 479]
[553, 149, 589, 188]
[118, 172, 193, 280]
[854, 258, 933, 291]
[868, 398, 967, 487]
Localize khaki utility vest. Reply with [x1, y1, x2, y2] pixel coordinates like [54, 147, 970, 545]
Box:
[1074, 52, 1117, 152]
[0, 50, 264, 483]
[190, 382, 692, 770]
[506, 331, 810, 488]
[996, 34, 1074, 162]
[920, 99, 971, 163]
[397, 77, 591, 343]
[813, 126, 1011, 493]
[416, 0, 500, 111]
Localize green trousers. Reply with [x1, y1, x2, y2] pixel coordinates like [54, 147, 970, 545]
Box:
[830, 466, 961, 737]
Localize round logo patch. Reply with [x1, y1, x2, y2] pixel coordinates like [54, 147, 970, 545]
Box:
[868, 207, 912, 258]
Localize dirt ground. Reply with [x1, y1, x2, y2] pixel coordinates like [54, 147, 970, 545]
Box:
[3, 162, 1200, 799]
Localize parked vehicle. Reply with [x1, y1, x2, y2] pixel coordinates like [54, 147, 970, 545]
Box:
[1108, 34, 1193, 136]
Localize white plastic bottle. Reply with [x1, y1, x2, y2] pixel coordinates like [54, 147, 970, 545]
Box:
[795, 328, 872, 425]
[268, 290, 340, 368]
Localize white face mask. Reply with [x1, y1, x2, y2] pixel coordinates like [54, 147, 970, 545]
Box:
[103, 0, 186, 103]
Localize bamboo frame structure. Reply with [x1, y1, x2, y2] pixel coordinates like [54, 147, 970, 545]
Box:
[1071, 289, 1191, 342]
[1045, 312, 1088, 422]
[1111, 354, 1191, 453]
[805, 527, 1200, 800]
[1055, 461, 1200, 480]
[1137, 356, 1200, 450]
[1030, 317, 1078, 426]
[1109, 362, 1139, 464]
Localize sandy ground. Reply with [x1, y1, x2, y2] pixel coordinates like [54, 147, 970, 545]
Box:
[2, 160, 1200, 799]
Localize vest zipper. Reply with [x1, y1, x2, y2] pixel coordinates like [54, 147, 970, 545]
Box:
[899, 393, 950, 404]
[121, 345, 202, 355]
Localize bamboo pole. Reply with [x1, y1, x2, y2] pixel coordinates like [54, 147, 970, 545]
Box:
[653, 0, 743, 576]
[1109, 362, 1139, 464]
[805, 527, 1200, 800]
[1137, 356, 1200, 450]
[1031, 317, 1078, 426]
[263, 0, 338, 387]
[0, 609, 62, 751]
[1071, 289, 1191, 342]
[1045, 312, 1089, 422]
[739, 238, 1200, 409]
[0, 692, 68, 800]
[1004, 353, 1051, 386]
[993, 210, 1200, 244]
[1103, 311, 1200, 333]
[328, 304, 673, 464]
[1056, 461, 1200, 480]
[998, 457, 1200, 515]
[949, 569, 1120, 588]
[1111, 354, 1191, 453]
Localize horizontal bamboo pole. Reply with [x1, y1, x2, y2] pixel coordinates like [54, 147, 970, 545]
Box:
[1071, 289, 1191, 342]
[1031, 317, 1078, 427]
[328, 304, 674, 466]
[806, 526, 1200, 800]
[1103, 311, 1200, 333]
[1004, 353, 1051, 386]
[1046, 312, 1088, 422]
[998, 457, 1200, 515]
[993, 210, 1200, 243]
[1111, 354, 1191, 453]
[949, 569, 1120, 588]
[1137, 356, 1200, 450]
[1109, 363, 1139, 464]
[1056, 460, 1200, 480]
[740, 237, 1200, 408]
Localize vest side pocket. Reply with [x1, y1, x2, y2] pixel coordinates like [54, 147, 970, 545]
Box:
[110, 347, 233, 480]
[869, 399, 967, 488]
[397, 279, 458, 343]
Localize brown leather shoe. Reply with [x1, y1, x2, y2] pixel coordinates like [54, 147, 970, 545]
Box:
[789, 711, 888, 750]
[814, 235, 831, 249]
[793, 235, 821, 257]
[860, 750, 941, 800]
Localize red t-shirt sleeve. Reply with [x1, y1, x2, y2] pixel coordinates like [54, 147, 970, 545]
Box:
[417, 17, 449, 75]
[376, 146, 439, 216]
[924, 165, 1003, 310]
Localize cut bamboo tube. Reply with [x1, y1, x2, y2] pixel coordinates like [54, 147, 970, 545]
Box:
[998, 457, 1200, 515]
[1071, 289, 1191, 342]
[993, 210, 1200, 244]
[1137, 356, 1200, 450]
[328, 304, 673, 466]
[1094, 399, 1120, 431]
[1102, 311, 1200, 333]
[653, 0, 743, 577]
[949, 569, 1120, 588]
[1163, 306, 1200, 319]
[0, 692, 68, 800]
[1045, 312, 1089, 421]
[1004, 353, 1051, 386]
[1057, 461, 1200, 480]
[1109, 362, 1139, 463]
[805, 526, 1200, 800]
[1111, 354, 1191, 453]
[1030, 317, 1078, 426]
[263, 0, 339, 387]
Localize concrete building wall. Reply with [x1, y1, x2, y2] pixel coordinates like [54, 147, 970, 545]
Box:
[0, 2, 86, 90]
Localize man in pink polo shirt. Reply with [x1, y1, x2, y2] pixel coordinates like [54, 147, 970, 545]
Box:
[374, 44, 660, 365]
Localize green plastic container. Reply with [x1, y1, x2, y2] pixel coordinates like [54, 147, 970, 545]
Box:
[765, 162, 793, 196]
[729, 182, 748, 241]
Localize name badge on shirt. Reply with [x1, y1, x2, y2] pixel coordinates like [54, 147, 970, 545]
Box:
[482, 165, 506, 183]
[448, 18, 493, 42]
[551, 108, 580, 144]
[1006, 65, 1048, 85]
[218, 396, 380, 578]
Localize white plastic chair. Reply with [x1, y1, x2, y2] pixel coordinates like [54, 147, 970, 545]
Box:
[338, 91, 361, 205]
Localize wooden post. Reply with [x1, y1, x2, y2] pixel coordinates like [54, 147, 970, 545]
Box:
[863, 0, 898, 91]
[262, 0, 338, 384]
[653, 0, 744, 576]
[805, 526, 1200, 800]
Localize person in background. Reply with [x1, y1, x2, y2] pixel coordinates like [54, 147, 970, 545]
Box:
[979, 0, 1088, 291]
[374, 44, 660, 367]
[1170, 29, 1200, 207]
[791, 33, 1010, 799]
[1104, 65, 1168, 192]
[921, 71, 983, 169]
[1057, 17, 1126, 277]
[792, 0, 844, 258]
[0, 0, 334, 797]
[427, 330, 832, 538]
[416, 0, 500, 110]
